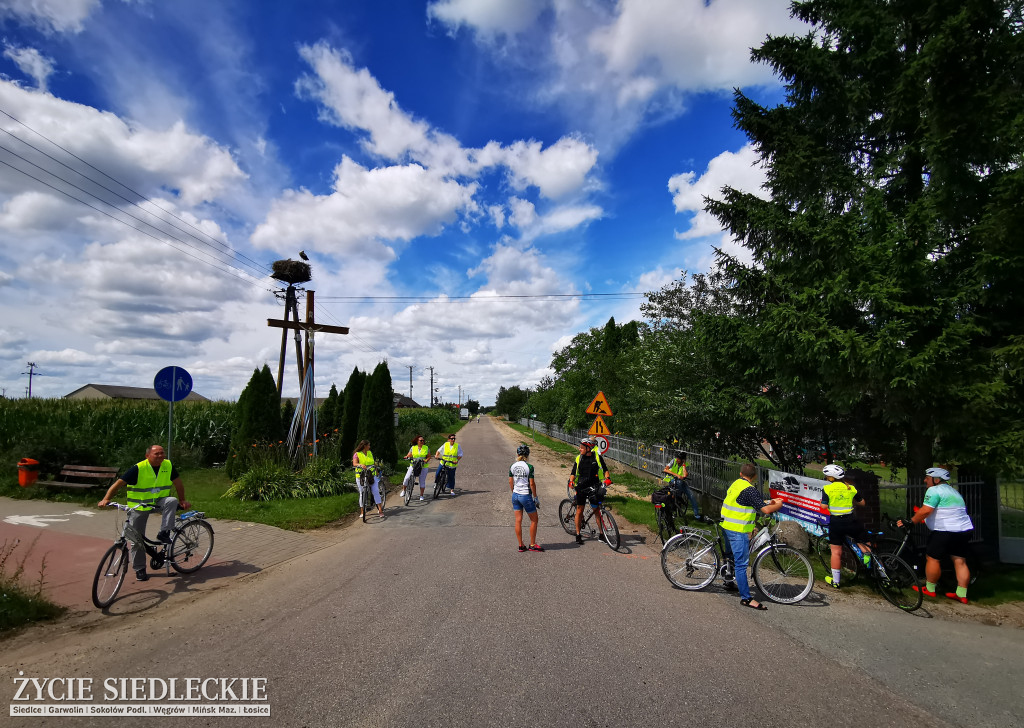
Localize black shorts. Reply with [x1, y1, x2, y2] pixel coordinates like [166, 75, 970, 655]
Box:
[828, 515, 865, 545]
[926, 529, 974, 559]
[574, 485, 599, 506]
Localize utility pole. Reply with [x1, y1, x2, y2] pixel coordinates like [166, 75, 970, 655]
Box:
[428, 366, 436, 407]
[22, 362, 38, 398]
[458, 386, 462, 408]
[406, 365, 414, 401]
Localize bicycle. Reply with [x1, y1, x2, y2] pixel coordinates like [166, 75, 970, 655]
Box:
[92, 502, 214, 609]
[660, 516, 814, 604]
[357, 464, 386, 522]
[841, 535, 922, 611]
[433, 461, 455, 499]
[402, 458, 425, 506]
[653, 482, 700, 544]
[557, 484, 620, 550]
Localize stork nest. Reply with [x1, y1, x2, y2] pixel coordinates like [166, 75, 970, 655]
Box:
[271, 259, 312, 284]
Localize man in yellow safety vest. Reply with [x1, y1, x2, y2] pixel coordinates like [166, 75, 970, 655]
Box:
[98, 444, 190, 582]
[720, 463, 783, 610]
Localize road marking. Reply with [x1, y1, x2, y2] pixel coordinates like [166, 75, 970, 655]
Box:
[4, 510, 98, 528]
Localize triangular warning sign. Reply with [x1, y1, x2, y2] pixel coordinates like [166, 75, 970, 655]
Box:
[588, 416, 610, 436]
[585, 391, 613, 417]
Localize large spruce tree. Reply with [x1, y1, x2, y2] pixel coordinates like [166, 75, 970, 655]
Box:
[227, 364, 282, 478]
[339, 367, 365, 458]
[358, 362, 398, 465]
[704, 0, 1024, 476]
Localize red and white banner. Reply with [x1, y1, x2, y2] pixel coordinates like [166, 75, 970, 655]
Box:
[768, 470, 829, 535]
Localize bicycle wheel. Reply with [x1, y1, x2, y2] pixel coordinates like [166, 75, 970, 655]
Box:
[433, 468, 447, 499]
[557, 498, 577, 535]
[92, 543, 129, 608]
[599, 508, 620, 550]
[404, 472, 413, 506]
[655, 506, 672, 544]
[170, 519, 214, 574]
[378, 475, 387, 511]
[752, 544, 814, 604]
[875, 553, 922, 612]
[661, 533, 719, 590]
[814, 534, 860, 586]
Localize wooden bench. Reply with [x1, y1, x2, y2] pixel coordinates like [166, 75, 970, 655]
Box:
[36, 465, 120, 490]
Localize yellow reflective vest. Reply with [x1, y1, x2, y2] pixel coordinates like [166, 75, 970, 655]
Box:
[410, 445, 428, 459]
[127, 459, 173, 512]
[356, 451, 375, 468]
[720, 478, 756, 533]
[441, 442, 460, 468]
[663, 461, 686, 483]
[823, 481, 858, 516]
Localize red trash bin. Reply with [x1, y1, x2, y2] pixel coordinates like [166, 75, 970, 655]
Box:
[18, 458, 39, 487]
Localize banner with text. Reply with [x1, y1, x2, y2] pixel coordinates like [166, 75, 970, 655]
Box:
[768, 470, 830, 536]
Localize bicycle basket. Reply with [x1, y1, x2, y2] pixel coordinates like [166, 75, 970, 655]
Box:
[750, 519, 777, 552]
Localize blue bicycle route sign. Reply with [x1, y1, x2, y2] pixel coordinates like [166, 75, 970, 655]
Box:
[154, 366, 193, 402]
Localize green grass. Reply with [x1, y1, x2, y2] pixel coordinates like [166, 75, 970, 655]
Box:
[503, 422, 577, 455]
[0, 537, 66, 634]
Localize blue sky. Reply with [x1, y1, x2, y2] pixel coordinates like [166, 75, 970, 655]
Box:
[0, 0, 803, 404]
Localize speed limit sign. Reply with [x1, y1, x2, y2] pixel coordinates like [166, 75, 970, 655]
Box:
[593, 435, 609, 455]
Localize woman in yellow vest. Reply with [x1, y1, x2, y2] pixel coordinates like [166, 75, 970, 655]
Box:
[434, 434, 463, 495]
[402, 434, 432, 501]
[352, 439, 384, 520]
[821, 464, 870, 588]
[720, 463, 784, 610]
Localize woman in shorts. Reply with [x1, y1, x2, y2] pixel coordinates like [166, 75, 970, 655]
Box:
[509, 444, 542, 552]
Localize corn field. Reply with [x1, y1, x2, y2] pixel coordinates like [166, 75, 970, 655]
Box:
[0, 398, 234, 478]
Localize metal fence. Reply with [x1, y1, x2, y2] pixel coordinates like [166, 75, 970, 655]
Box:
[518, 418, 764, 505]
[999, 479, 1024, 563]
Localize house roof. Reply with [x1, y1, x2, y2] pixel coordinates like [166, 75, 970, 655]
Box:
[393, 393, 421, 408]
[65, 384, 210, 402]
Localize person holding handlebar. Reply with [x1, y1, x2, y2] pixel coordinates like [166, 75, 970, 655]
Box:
[98, 444, 190, 582]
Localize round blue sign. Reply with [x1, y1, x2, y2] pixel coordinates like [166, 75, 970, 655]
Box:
[154, 366, 193, 402]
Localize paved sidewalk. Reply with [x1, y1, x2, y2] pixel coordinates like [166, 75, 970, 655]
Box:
[0, 497, 341, 615]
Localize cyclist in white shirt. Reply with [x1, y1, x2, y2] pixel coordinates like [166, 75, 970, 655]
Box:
[509, 444, 542, 552]
[898, 467, 975, 604]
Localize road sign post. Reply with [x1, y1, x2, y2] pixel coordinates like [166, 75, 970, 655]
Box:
[154, 366, 193, 461]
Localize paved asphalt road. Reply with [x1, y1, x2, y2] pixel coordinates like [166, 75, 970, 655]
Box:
[2, 417, 1021, 727]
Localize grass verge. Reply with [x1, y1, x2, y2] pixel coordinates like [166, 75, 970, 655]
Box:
[0, 537, 66, 634]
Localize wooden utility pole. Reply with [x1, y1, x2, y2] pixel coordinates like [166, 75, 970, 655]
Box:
[267, 291, 349, 459]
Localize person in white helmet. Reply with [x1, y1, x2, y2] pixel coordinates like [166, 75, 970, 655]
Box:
[821, 464, 870, 588]
[898, 468, 974, 604]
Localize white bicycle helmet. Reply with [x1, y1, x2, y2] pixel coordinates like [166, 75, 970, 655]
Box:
[822, 464, 845, 479]
[925, 467, 950, 481]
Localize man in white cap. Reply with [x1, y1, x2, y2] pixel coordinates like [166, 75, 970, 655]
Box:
[898, 468, 974, 604]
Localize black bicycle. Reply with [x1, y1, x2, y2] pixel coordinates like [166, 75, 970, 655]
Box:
[402, 458, 425, 506]
[92, 502, 214, 609]
[557, 484, 620, 550]
[842, 535, 922, 611]
[433, 461, 455, 499]
[358, 464, 386, 522]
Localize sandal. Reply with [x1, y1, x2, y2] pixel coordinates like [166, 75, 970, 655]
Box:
[740, 598, 767, 611]
[528, 544, 545, 552]
[518, 545, 528, 552]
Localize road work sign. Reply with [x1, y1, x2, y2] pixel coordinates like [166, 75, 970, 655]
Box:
[585, 392, 613, 417]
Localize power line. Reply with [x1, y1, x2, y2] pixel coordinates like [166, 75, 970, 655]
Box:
[0, 154, 270, 290]
[0, 106, 273, 279]
[316, 292, 646, 302]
